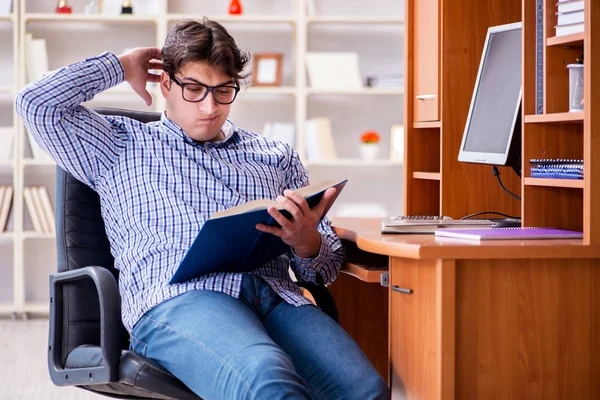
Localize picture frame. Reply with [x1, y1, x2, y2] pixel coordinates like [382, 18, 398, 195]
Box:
[252, 53, 283, 87]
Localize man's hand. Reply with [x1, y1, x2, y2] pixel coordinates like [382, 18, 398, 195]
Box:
[118, 47, 163, 106]
[255, 188, 337, 258]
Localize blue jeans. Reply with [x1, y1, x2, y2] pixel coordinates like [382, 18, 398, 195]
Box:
[130, 274, 389, 399]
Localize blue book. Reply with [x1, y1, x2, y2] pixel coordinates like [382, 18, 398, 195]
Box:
[169, 179, 347, 284]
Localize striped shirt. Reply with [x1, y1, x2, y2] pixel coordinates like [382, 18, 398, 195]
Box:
[16, 52, 344, 332]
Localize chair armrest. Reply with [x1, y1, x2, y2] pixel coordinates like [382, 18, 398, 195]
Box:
[297, 282, 339, 324]
[48, 266, 121, 386]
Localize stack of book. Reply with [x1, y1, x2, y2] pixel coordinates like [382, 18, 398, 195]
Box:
[0, 185, 13, 233]
[555, 0, 584, 37]
[529, 158, 583, 179]
[23, 186, 55, 234]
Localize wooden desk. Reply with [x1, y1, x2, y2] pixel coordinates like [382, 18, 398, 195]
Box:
[331, 218, 600, 400]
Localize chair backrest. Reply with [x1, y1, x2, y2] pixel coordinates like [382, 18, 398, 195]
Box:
[55, 107, 161, 365]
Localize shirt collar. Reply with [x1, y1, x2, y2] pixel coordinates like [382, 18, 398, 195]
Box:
[160, 112, 236, 147]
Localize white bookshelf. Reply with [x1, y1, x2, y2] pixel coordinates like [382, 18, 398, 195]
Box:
[23, 13, 158, 23]
[306, 16, 405, 24]
[167, 14, 296, 24]
[2, 0, 405, 317]
[305, 159, 403, 167]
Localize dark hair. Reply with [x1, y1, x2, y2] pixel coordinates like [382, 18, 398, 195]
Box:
[162, 18, 250, 85]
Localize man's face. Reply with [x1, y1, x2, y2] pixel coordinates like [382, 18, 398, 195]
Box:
[161, 60, 234, 142]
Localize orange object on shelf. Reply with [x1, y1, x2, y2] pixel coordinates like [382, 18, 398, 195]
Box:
[229, 0, 243, 15]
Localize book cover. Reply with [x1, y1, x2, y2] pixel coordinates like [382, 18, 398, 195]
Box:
[0, 185, 12, 232]
[557, 0, 584, 14]
[37, 186, 56, 232]
[30, 186, 51, 233]
[23, 186, 43, 233]
[435, 227, 583, 241]
[169, 179, 347, 284]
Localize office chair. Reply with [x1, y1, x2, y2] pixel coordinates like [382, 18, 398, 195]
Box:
[48, 107, 340, 399]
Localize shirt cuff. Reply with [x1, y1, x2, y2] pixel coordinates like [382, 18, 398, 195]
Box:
[291, 234, 332, 280]
[83, 52, 125, 93]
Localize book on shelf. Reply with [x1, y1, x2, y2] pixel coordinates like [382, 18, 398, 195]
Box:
[529, 158, 583, 179]
[555, 21, 584, 36]
[30, 186, 51, 233]
[36, 186, 56, 233]
[0, 127, 13, 161]
[556, 9, 584, 26]
[435, 227, 583, 241]
[0, 185, 13, 232]
[381, 216, 494, 234]
[25, 33, 49, 84]
[389, 124, 404, 162]
[23, 186, 44, 233]
[0, 0, 12, 15]
[262, 122, 295, 148]
[306, 52, 363, 90]
[170, 179, 347, 284]
[304, 118, 338, 162]
[557, 0, 584, 14]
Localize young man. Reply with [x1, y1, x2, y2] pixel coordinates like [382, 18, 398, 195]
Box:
[17, 19, 389, 399]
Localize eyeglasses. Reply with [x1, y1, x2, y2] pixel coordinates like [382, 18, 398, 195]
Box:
[170, 74, 240, 105]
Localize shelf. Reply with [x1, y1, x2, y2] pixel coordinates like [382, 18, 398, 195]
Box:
[0, 86, 12, 93]
[523, 177, 584, 189]
[547, 32, 584, 47]
[22, 232, 55, 239]
[166, 14, 295, 24]
[23, 159, 56, 166]
[413, 121, 441, 129]
[0, 14, 15, 22]
[0, 160, 13, 167]
[524, 112, 584, 123]
[305, 159, 403, 167]
[0, 303, 15, 315]
[307, 16, 404, 24]
[24, 13, 158, 24]
[341, 262, 387, 283]
[306, 87, 403, 95]
[0, 232, 13, 241]
[412, 171, 441, 180]
[23, 302, 49, 314]
[244, 86, 297, 95]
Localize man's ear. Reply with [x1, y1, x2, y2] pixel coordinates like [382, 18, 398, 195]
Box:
[160, 71, 171, 99]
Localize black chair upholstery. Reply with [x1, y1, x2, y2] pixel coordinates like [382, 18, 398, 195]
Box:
[48, 107, 339, 399]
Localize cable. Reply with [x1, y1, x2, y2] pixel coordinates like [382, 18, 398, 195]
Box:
[460, 211, 520, 220]
[492, 166, 521, 201]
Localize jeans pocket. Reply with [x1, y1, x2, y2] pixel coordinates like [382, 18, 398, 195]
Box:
[129, 334, 148, 356]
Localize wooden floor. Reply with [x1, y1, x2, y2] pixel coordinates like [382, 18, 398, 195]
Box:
[0, 318, 102, 400]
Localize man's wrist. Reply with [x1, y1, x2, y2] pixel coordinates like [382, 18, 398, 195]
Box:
[292, 231, 322, 259]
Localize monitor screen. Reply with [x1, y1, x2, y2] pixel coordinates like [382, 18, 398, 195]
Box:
[458, 22, 522, 167]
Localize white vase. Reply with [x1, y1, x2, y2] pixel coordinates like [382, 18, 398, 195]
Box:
[359, 144, 380, 160]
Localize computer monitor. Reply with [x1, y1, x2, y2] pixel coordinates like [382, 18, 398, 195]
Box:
[458, 22, 522, 176]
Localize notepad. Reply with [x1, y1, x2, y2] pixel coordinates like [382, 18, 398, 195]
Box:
[434, 227, 583, 241]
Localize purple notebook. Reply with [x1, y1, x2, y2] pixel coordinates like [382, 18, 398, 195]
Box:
[434, 227, 583, 241]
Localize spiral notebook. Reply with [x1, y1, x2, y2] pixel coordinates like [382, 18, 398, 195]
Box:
[434, 227, 583, 241]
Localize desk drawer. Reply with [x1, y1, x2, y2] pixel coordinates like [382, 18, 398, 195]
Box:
[389, 258, 438, 399]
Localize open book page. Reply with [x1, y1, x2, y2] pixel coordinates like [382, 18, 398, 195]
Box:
[209, 179, 346, 220]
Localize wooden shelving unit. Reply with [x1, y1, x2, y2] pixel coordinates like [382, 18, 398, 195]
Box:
[520, 0, 596, 241]
[413, 121, 441, 129]
[412, 171, 440, 180]
[523, 177, 584, 188]
[524, 112, 584, 123]
[404, 0, 521, 219]
[547, 32, 584, 47]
